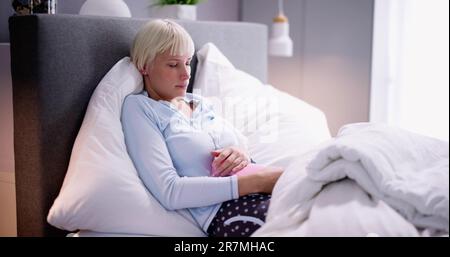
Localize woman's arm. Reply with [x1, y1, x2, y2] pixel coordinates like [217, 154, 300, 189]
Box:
[237, 166, 283, 196]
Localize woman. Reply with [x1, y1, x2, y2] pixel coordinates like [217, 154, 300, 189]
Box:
[122, 19, 283, 237]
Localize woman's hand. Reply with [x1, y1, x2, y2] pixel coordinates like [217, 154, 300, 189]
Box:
[211, 146, 250, 177]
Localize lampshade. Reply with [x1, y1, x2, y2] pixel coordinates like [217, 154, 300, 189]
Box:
[79, 0, 131, 17]
[269, 0, 293, 57]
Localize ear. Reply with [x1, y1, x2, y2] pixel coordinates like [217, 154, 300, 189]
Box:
[139, 64, 148, 75]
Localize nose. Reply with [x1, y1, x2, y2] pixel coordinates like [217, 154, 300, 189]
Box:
[180, 65, 190, 81]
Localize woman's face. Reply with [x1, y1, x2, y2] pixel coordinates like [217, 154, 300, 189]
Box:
[143, 50, 192, 101]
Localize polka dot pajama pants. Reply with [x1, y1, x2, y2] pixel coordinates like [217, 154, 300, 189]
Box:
[207, 193, 271, 237]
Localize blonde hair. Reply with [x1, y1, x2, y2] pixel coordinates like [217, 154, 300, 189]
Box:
[130, 19, 195, 71]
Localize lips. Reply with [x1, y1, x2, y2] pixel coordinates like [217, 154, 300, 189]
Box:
[175, 84, 188, 88]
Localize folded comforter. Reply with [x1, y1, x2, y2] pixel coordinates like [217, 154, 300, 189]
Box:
[255, 123, 449, 236]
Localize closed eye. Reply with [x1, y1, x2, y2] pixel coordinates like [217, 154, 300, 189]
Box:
[168, 61, 191, 68]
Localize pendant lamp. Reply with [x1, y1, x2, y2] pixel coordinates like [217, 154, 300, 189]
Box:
[269, 0, 293, 57]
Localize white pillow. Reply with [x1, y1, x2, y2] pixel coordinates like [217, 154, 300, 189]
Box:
[47, 57, 205, 236]
[194, 43, 332, 168]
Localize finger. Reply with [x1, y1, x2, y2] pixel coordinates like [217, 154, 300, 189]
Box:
[212, 148, 232, 168]
[215, 153, 239, 177]
[220, 156, 242, 176]
[217, 150, 248, 175]
[211, 150, 221, 157]
[232, 149, 249, 163]
[232, 160, 249, 174]
[214, 153, 238, 176]
[231, 159, 248, 174]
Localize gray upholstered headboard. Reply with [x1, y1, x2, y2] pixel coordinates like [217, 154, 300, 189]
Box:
[9, 14, 267, 236]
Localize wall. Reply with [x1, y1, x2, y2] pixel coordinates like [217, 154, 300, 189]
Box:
[0, 3, 14, 43]
[56, 0, 240, 20]
[1, 0, 240, 42]
[0, 44, 13, 174]
[0, 43, 16, 236]
[242, 0, 374, 136]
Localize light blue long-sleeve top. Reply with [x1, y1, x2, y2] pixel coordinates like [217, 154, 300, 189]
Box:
[121, 91, 243, 232]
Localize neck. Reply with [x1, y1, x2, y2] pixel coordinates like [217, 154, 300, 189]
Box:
[145, 86, 164, 101]
[143, 79, 174, 102]
[144, 85, 186, 103]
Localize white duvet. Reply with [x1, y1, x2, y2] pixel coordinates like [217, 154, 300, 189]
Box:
[254, 123, 449, 236]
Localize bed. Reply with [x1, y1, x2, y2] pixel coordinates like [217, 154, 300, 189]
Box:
[10, 14, 448, 237]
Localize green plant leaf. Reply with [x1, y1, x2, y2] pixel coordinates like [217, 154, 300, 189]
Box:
[153, 0, 205, 6]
